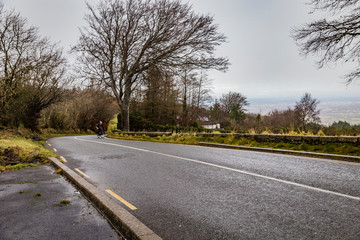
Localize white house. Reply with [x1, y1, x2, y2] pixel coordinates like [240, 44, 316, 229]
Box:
[199, 117, 221, 129]
[202, 123, 221, 129]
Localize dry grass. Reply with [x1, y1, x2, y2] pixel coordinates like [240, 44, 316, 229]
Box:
[0, 129, 56, 172]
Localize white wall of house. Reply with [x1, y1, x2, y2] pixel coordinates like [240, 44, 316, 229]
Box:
[202, 123, 220, 129]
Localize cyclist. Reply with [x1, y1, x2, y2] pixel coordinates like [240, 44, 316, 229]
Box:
[96, 121, 104, 138]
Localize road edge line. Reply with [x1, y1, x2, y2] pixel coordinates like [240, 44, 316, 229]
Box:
[49, 157, 162, 240]
[198, 142, 360, 164]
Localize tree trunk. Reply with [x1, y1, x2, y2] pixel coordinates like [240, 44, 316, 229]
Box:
[182, 70, 188, 126]
[121, 105, 130, 132]
[117, 113, 123, 130]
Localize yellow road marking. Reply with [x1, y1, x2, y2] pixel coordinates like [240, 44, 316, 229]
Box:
[60, 156, 67, 163]
[53, 148, 57, 152]
[74, 168, 90, 179]
[48, 143, 52, 147]
[106, 190, 137, 210]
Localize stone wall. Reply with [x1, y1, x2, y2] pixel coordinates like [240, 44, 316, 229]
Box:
[196, 133, 360, 145]
[113, 131, 360, 145]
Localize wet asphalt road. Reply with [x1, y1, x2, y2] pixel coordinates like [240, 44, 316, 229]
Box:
[48, 135, 360, 240]
[0, 165, 121, 240]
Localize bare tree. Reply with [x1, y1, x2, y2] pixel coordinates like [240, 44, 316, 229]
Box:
[194, 71, 212, 110]
[19, 41, 68, 130]
[307, 0, 359, 11]
[295, 92, 321, 131]
[218, 91, 249, 130]
[73, 0, 229, 131]
[263, 108, 301, 133]
[0, 5, 38, 116]
[292, 0, 360, 83]
[219, 91, 248, 114]
[42, 87, 118, 131]
[0, 5, 69, 129]
[178, 67, 201, 125]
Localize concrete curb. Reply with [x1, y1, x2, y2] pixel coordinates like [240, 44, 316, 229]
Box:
[198, 142, 360, 164]
[49, 157, 162, 240]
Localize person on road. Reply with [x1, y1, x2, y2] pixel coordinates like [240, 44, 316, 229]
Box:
[96, 121, 104, 138]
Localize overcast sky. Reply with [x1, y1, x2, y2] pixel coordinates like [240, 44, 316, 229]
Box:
[3, 0, 360, 101]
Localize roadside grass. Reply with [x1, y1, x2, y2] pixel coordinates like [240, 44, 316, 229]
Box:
[108, 133, 360, 157]
[0, 128, 95, 172]
[4, 163, 40, 171]
[0, 129, 57, 172]
[109, 132, 200, 145]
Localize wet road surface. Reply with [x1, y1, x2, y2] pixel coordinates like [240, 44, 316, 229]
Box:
[0, 165, 121, 240]
[48, 135, 360, 240]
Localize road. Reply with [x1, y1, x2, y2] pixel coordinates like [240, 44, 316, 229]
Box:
[48, 135, 360, 240]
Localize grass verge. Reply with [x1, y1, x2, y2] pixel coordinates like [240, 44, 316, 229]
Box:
[108, 133, 360, 157]
[0, 127, 95, 172]
[0, 129, 57, 172]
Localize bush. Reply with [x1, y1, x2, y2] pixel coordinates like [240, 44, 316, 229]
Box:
[299, 143, 309, 151]
[192, 121, 200, 128]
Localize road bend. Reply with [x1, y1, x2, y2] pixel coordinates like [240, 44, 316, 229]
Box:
[48, 135, 360, 240]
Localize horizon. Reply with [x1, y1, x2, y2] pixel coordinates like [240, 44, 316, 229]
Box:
[247, 96, 360, 125]
[3, 0, 360, 100]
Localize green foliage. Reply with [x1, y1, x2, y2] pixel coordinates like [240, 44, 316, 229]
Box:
[191, 121, 200, 128]
[59, 200, 71, 205]
[7, 164, 25, 170]
[229, 104, 246, 121]
[2, 163, 40, 172]
[322, 121, 360, 136]
[129, 111, 146, 131]
[209, 101, 222, 122]
[34, 193, 42, 197]
[274, 143, 287, 149]
[324, 144, 335, 153]
[298, 143, 309, 151]
[332, 121, 351, 130]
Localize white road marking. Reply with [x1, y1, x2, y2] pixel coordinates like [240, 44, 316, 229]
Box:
[199, 144, 360, 166]
[74, 136, 360, 201]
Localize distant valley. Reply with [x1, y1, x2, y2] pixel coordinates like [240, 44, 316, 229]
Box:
[248, 97, 360, 125]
